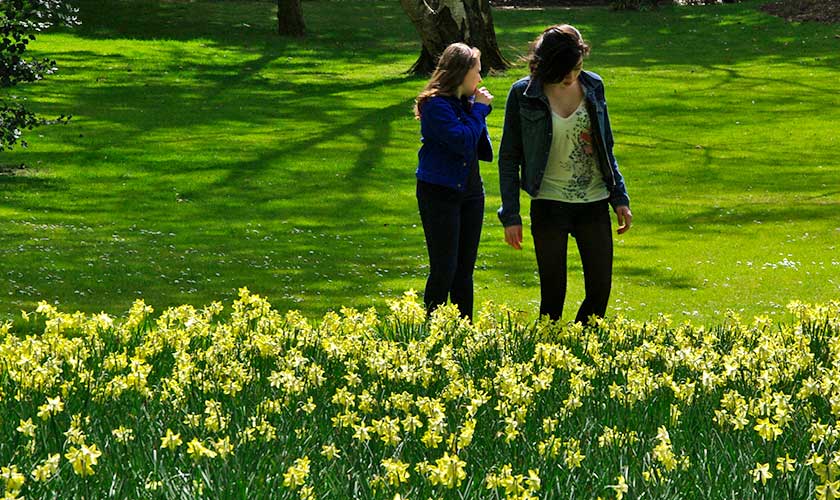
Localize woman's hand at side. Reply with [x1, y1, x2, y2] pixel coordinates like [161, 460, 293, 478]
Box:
[615, 206, 632, 234]
[504, 225, 523, 250]
[474, 87, 494, 106]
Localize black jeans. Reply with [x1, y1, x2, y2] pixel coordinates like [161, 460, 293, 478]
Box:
[530, 199, 613, 323]
[417, 180, 484, 320]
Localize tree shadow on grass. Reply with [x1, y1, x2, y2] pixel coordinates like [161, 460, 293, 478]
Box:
[191, 92, 417, 221]
[0, 177, 62, 196]
[494, 1, 840, 70]
[61, 0, 840, 69]
[63, 0, 418, 58]
[1, 43, 426, 314]
[656, 203, 840, 231]
[5, 0, 431, 310]
[6, 82, 419, 224]
[618, 264, 699, 290]
[41, 44, 421, 145]
[620, 130, 838, 190]
[66, 0, 280, 43]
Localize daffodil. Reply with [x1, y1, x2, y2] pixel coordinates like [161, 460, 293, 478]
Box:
[2, 489, 23, 500]
[145, 480, 163, 491]
[526, 469, 541, 491]
[16, 418, 36, 438]
[457, 419, 475, 449]
[608, 474, 629, 500]
[111, 426, 135, 444]
[751, 462, 773, 485]
[213, 437, 234, 458]
[36, 395, 64, 421]
[352, 421, 371, 442]
[381, 458, 410, 486]
[816, 480, 840, 500]
[402, 414, 422, 433]
[776, 454, 796, 474]
[754, 418, 783, 441]
[186, 438, 217, 461]
[314, 444, 337, 461]
[283, 456, 310, 489]
[65, 443, 102, 477]
[564, 439, 585, 469]
[31, 454, 60, 483]
[299, 484, 315, 500]
[542, 416, 558, 434]
[427, 452, 466, 489]
[160, 429, 182, 451]
[1, 465, 25, 491]
[421, 429, 442, 449]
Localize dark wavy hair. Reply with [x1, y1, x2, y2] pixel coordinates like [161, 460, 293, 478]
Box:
[414, 43, 481, 119]
[527, 24, 591, 84]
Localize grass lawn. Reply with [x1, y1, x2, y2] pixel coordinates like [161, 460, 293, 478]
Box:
[1, 0, 838, 323]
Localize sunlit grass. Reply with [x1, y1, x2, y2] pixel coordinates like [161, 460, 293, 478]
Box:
[0, 0, 837, 323]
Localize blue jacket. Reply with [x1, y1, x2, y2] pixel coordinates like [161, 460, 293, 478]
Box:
[416, 95, 493, 191]
[497, 71, 630, 227]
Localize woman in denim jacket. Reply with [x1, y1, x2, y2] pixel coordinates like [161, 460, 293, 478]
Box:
[414, 43, 494, 320]
[497, 25, 632, 323]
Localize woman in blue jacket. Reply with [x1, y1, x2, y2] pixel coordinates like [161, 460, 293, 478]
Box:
[414, 42, 494, 320]
[498, 25, 632, 323]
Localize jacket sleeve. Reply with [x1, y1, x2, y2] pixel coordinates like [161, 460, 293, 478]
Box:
[478, 125, 494, 163]
[420, 98, 491, 159]
[600, 89, 630, 209]
[497, 85, 524, 227]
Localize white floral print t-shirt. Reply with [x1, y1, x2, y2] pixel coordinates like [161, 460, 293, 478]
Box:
[534, 100, 609, 203]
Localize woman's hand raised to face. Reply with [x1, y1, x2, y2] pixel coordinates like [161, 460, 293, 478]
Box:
[473, 87, 494, 106]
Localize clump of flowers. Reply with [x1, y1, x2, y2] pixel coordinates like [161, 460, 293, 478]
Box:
[65, 443, 102, 477]
[0, 291, 837, 498]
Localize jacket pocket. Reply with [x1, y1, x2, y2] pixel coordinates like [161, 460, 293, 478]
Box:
[519, 107, 546, 145]
[520, 107, 545, 124]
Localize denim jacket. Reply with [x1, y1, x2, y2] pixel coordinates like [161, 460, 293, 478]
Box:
[416, 95, 493, 191]
[497, 71, 630, 227]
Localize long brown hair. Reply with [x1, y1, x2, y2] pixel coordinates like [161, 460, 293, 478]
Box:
[527, 24, 590, 84]
[414, 43, 481, 120]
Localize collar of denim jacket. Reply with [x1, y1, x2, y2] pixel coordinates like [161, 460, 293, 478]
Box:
[523, 71, 598, 101]
[522, 76, 545, 99]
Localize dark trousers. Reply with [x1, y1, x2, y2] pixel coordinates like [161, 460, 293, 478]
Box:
[530, 199, 613, 323]
[417, 181, 484, 320]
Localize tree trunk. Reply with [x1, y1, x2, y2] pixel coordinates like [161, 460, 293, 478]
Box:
[278, 0, 305, 36]
[399, 0, 510, 75]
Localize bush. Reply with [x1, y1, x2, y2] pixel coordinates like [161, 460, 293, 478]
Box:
[0, 0, 79, 151]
